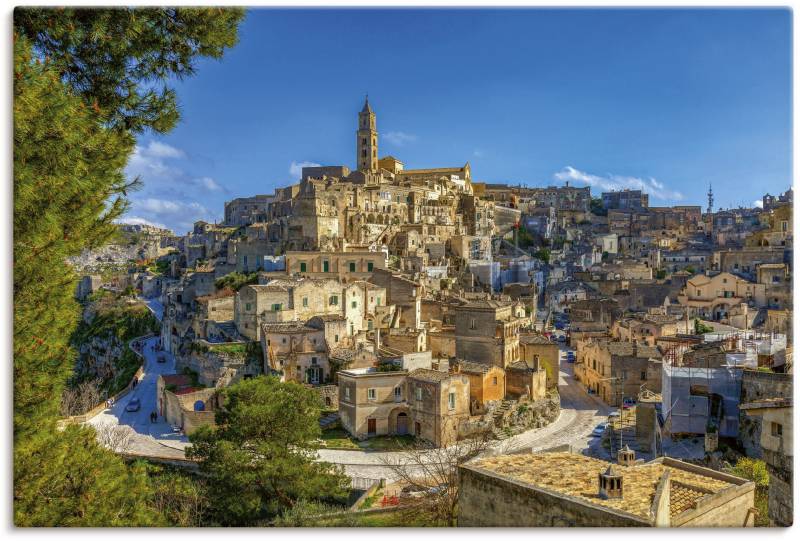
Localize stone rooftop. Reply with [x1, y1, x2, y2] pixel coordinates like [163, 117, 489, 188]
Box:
[408, 368, 452, 383]
[469, 452, 734, 522]
[519, 333, 552, 345]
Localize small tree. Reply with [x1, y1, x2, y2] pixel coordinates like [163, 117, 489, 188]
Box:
[95, 422, 135, 454]
[186, 377, 350, 526]
[378, 433, 492, 526]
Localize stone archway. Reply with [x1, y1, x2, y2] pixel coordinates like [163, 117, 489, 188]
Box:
[388, 406, 410, 435]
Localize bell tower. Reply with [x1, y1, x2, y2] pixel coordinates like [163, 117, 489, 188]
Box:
[357, 95, 378, 172]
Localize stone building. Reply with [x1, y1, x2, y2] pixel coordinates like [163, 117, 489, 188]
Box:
[602, 189, 648, 211]
[260, 321, 329, 385]
[406, 368, 471, 446]
[519, 333, 560, 389]
[458, 452, 755, 527]
[576, 340, 662, 406]
[738, 398, 793, 526]
[224, 194, 273, 226]
[337, 363, 471, 446]
[454, 299, 523, 368]
[677, 272, 766, 322]
[156, 374, 216, 435]
[452, 360, 506, 414]
[284, 249, 387, 281]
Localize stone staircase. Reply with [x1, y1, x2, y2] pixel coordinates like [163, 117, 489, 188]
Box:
[216, 320, 241, 341]
[319, 412, 340, 430]
[490, 400, 517, 439]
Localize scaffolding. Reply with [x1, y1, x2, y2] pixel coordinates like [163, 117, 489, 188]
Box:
[661, 348, 756, 438]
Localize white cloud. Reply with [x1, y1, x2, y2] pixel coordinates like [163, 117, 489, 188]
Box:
[126, 198, 215, 234]
[554, 166, 684, 201]
[143, 141, 185, 159]
[289, 161, 321, 179]
[473, 149, 486, 158]
[753, 199, 764, 209]
[195, 176, 224, 191]
[383, 131, 418, 146]
[122, 140, 224, 232]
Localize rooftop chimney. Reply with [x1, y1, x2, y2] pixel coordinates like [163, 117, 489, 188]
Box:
[598, 464, 624, 500]
[617, 444, 636, 467]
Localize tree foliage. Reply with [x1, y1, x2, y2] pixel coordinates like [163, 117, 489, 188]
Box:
[14, 7, 245, 134]
[214, 271, 259, 291]
[14, 34, 136, 439]
[14, 7, 243, 526]
[187, 377, 350, 525]
[14, 425, 159, 526]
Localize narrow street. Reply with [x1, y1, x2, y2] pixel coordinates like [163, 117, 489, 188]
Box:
[86, 299, 189, 459]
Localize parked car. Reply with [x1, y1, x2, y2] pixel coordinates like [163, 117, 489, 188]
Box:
[557, 335, 567, 342]
[591, 423, 608, 437]
[126, 398, 141, 412]
[622, 398, 636, 409]
[608, 411, 621, 418]
[566, 351, 576, 363]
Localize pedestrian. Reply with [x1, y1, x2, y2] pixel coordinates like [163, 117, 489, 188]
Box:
[132, 378, 137, 388]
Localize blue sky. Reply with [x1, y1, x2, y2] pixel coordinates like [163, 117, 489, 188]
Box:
[123, 8, 792, 233]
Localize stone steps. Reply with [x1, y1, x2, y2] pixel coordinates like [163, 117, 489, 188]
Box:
[319, 412, 340, 429]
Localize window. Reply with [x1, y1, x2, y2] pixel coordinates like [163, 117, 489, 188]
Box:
[492, 376, 498, 385]
[394, 386, 401, 399]
[335, 334, 339, 343]
[282, 337, 287, 344]
[771, 422, 783, 438]
[302, 297, 308, 308]
[415, 387, 422, 401]
[329, 295, 338, 306]
[367, 262, 374, 272]
[300, 262, 307, 273]
[641, 371, 647, 381]
[245, 303, 252, 311]
[448, 392, 456, 410]
[376, 296, 381, 305]
[272, 303, 282, 311]
[311, 357, 317, 365]
[323, 261, 329, 273]
[352, 301, 357, 309]
[349, 262, 356, 272]
[368, 320, 373, 330]
[368, 388, 376, 400]
[344, 387, 350, 399]
[470, 318, 476, 330]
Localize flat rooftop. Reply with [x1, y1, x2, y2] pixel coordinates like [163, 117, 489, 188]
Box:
[467, 452, 735, 521]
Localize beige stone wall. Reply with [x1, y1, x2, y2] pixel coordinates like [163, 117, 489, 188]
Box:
[427, 329, 455, 358]
[406, 374, 470, 446]
[338, 371, 408, 439]
[522, 341, 560, 389]
[457, 466, 647, 527]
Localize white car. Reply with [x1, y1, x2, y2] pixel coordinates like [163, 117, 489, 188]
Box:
[591, 423, 608, 437]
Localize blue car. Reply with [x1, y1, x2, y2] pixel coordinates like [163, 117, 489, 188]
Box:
[566, 352, 576, 363]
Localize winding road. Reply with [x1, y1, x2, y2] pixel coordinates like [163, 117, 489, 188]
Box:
[87, 302, 614, 477]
